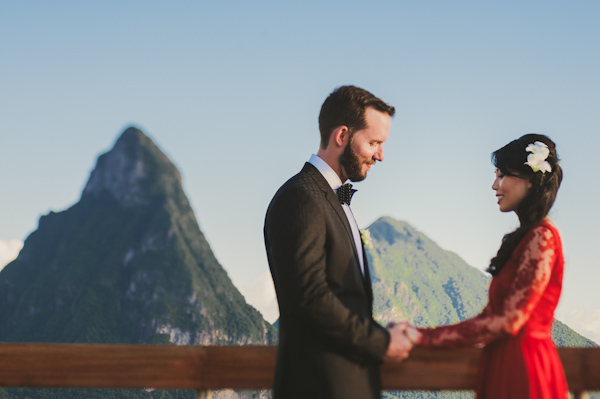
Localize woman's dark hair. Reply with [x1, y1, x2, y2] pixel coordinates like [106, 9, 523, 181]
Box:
[487, 134, 563, 276]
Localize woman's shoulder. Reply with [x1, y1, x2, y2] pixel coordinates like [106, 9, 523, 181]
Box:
[519, 219, 562, 251]
[531, 219, 561, 238]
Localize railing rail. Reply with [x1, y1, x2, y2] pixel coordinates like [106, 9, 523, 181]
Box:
[1, 344, 599, 398]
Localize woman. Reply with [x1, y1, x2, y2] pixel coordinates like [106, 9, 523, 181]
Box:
[407, 134, 568, 398]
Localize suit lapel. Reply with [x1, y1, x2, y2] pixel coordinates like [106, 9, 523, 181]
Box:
[361, 242, 374, 305]
[325, 194, 359, 257]
[302, 163, 372, 288]
[303, 163, 359, 256]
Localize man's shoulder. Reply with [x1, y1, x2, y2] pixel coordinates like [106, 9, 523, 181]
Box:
[266, 163, 328, 217]
[275, 163, 324, 196]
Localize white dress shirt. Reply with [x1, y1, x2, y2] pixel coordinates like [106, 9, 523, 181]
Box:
[308, 154, 365, 276]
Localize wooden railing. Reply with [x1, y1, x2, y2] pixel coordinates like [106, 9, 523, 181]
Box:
[0, 344, 599, 398]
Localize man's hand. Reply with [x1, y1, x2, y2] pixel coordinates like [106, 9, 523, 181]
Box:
[383, 322, 413, 362]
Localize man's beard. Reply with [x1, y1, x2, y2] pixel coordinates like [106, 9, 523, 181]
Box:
[339, 141, 374, 182]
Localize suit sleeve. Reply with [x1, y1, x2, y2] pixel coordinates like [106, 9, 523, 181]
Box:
[265, 183, 390, 362]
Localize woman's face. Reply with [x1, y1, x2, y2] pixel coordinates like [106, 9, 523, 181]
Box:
[492, 169, 531, 214]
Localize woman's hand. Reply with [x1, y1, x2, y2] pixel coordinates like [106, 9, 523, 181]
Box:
[405, 324, 422, 345]
[385, 321, 423, 345]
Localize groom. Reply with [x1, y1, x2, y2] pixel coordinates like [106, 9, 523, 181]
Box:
[264, 85, 413, 399]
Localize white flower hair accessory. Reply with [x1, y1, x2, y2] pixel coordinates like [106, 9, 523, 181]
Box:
[525, 141, 552, 173]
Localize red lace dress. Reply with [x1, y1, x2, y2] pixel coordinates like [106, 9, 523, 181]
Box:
[417, 221, 569, 398]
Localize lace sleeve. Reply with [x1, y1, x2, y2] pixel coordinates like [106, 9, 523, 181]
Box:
[418, 225, 557, 349]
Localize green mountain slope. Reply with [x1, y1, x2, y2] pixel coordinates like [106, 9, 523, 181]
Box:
[368, 217, 490, 328]
[0, 127, 275, 399]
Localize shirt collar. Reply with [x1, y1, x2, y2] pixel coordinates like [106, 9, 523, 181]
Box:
[308, 154, 345, 190]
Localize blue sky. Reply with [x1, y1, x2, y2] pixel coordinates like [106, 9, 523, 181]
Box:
[1, 1, 599, 341]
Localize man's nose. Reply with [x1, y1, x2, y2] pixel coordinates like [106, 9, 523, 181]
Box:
[375, 147, 384, 162]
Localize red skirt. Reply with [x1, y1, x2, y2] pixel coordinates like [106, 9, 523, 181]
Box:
[476, 333, 569, 399]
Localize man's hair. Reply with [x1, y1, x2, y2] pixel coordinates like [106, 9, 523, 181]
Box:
[318, 85, 395, 149]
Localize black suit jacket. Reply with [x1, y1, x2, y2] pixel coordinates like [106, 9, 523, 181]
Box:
[264, 163, 390, 399]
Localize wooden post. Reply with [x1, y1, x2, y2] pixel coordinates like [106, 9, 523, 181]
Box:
[196, 389, 212, 399]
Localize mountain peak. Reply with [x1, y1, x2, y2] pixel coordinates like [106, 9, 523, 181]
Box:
[0, 126, 275, 347]
[119, 125, 147, 141]
[368, 217, 422, 247]
[82, 126, 181, 206]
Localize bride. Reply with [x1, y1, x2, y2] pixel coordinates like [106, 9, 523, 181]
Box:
[405, 134, 568, 398]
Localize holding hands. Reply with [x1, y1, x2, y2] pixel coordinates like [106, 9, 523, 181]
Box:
[383, 321, 422, 362]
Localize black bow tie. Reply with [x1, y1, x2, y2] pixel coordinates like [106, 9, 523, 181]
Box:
[337, 183, 357, 205]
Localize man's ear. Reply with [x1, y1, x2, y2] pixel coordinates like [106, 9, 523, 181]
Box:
[331, 126, 349, 148]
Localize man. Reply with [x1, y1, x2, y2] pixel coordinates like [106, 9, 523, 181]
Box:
[264, 85, 413, 399]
